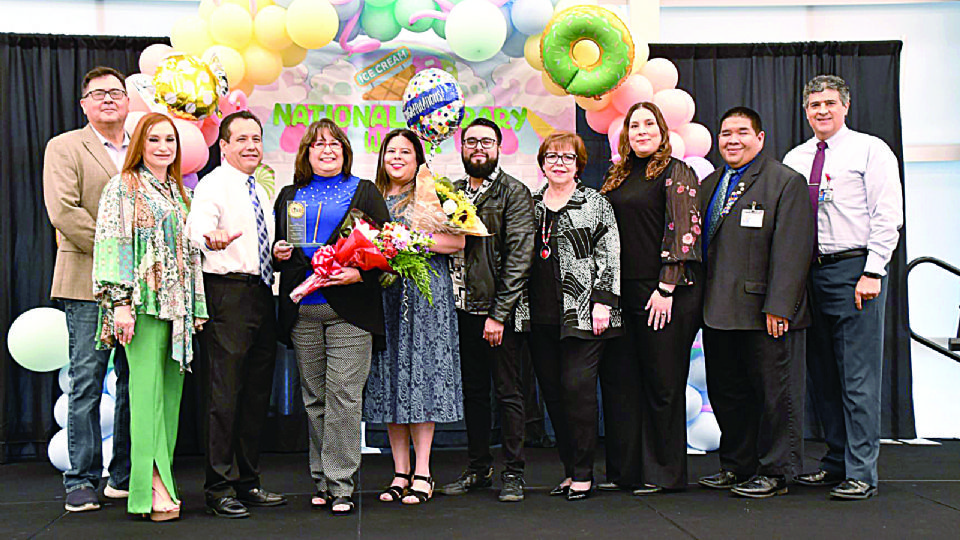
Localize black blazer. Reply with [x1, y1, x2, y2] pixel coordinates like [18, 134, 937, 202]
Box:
[273, 179, 391, 346]
[699, 155, 815, 331]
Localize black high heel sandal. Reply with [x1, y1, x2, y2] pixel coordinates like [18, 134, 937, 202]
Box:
[549, 483, 571, 497]
[402, 475, 434, 505]
[330, 495, 354, 516]
[380, 472, 412, 502]
[567, 483, 592, 501]
[311, 489, 329, 508]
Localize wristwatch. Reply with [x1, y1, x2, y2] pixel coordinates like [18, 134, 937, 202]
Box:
[657, 286, 674, 298]
[862, 271, 883, 279]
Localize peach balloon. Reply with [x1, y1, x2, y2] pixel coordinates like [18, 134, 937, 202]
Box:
[681, 90, 696, 124]
[607, 115, 625, 155]
[639, 58, 678, 93]
[235, 79, 256, 96]
[675, 122, 711, 158]
[242, 43, 283, 85]
[575, 94, 611, 112]
[173, 119, 210, 174]
[125, 78, 153, 113]
[653, 89, 691, 130]
[124, 111, 148, 135]
[668, 130, 686, 159]
[611, 74, 654, 115]
[139, 44, 174, 77]
[585, 105, 621, 134]
[201, 117, 220, 147]
[541, 71, 567, 97]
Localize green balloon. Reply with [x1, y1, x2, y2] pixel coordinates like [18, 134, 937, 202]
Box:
[365, 0, 396, 8]
[394, 0, 436, 33]
[361, 5, 402, 42]
[432, 18, 445, 39]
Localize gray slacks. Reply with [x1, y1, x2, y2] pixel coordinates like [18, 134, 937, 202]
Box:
[291, 303, 372, 497]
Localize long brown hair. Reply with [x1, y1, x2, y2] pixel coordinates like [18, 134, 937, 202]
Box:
[374, 128, 425, 209]
[293, 118, 353, 187]
[600, 102, 673, 193]
[121, 112, 189, 208]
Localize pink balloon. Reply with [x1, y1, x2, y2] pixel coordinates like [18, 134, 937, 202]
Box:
[500, 129, 519, 155]
[681, 90, 696, 124]
[683, 156, 716, 181]
[611, 74, 654, 115]
[669, 131, 685, 159]
[125, 78, 153, 113]
[139, 44, 174, 77]
[220, 90, 249, 116]
[585, 105, 622, 134]
[675, 123, 711, 158]
[653, 89, 691, 131]
[173, 119, 209, 175]
[200, 117, 220, 147]
[640, 58, 679, 93]
[182, 172, 199, 190]
[607, 116, 625, 156]
[280, 123, 306, 154]
[124, 111, 148, 134]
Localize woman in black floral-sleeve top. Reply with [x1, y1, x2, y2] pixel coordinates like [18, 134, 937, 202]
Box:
[599, 102, 704, 495]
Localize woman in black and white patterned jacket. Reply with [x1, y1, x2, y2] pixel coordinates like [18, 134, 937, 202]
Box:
[515, 130, 621, 501]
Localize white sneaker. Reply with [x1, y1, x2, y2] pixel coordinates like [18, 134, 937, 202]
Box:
[103, 484, 129, 499]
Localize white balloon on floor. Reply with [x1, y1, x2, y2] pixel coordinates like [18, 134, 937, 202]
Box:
[100, 394, 116, 438]
[58, 365, 72, 393]
[7, 307, 70, 372]
[687, 354, 707, 392]
[687, 411, 721, 451]
[685, 384, 703, 422]
[102, 436, 114, 477]
[48, 429, 71, 472]
[105, 368, 118, 398]
[54, 393, 69, 429]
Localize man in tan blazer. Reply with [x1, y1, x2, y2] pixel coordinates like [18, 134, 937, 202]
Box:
[42, 66, 132, 513]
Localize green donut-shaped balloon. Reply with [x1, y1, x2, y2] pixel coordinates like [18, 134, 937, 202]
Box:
[540, 6, 635, 98]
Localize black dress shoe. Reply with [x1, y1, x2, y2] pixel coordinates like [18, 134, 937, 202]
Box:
[698, 470, 741, 490]
[596, 482, 623, 492]
[731, 475, 788, 499]
[830, 479, 877, 500]
[632, 483, 663, 495]
[237, 487, 287, 507]
[567, 486, 591, 501]
[549, 483, 570, 497]
[796, 469, 844, 487]
[206, 496, 250, 518]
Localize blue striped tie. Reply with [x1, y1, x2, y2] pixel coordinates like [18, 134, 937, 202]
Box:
[247, 175, 273, 286]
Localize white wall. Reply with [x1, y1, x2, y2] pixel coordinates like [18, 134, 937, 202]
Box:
[3, 0, 958, 437]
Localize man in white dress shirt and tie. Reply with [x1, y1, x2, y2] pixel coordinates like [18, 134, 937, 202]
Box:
[783, 75, 903, 500]
[187, 111, 292, 518]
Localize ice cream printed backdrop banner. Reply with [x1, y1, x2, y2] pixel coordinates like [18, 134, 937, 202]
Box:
[243, 44, 575, 198]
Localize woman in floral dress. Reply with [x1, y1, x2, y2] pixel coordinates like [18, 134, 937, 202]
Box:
[93, 112, 207, 521]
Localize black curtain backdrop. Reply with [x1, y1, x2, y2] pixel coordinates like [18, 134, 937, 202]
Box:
[578, 41, 915, 440]
[0, 35, 914, 463]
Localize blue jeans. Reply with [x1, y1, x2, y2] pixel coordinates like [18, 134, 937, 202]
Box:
[63, 299, 131, 493]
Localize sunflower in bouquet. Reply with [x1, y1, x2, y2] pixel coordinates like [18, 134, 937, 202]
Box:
[435, 179, 482, 231]
[404, 166, 490, 236]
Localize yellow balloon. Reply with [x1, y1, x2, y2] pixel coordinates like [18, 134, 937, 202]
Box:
[572, 39, 601, 67]
[209, 4, 254, 50]
[541, 71, 567, 97]
[554, 0, 598, 11]
[575, 94, 611, 111]
[154, 54, 228, 121]
[632, 41, 649, 74]
[235, 79, 256, 96]
[199, 0, 219, 21]
[242, 44, 283, 85]
[524, 34, 543, 72]
[170, 15, 214, 57]
[254, 6, 292, 51]
[280, 43, 308, 67]
[203, 45, 246, 88]
[286, 0, 338, 50]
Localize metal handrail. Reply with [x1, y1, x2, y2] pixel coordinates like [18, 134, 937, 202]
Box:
[906, 256, 960, 363]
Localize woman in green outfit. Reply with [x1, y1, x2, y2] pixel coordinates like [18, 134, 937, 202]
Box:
[93, 112, 207, 521]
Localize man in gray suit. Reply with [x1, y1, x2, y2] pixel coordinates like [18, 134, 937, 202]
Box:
[696, 107, 814, 498]
[42, 66, 132, 512]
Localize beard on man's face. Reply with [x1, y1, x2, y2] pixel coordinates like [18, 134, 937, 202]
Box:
[462, 151, 498, 179]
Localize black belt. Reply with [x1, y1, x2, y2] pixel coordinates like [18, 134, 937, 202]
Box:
[816, 248, 868, 266]
[207, 272, 262, 284]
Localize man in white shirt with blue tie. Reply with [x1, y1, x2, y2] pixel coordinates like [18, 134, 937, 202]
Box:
[187, 111, 291, 518]
[783, 75, 903, 500]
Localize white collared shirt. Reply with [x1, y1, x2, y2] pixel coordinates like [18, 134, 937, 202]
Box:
[186, 163, 276, 276]
[90, 125, 129, 170]
[784, 125, 903, 275]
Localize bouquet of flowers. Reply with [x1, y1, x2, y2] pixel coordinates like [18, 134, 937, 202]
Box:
[404, 167, 489, 236]
[375, 221, 438, 305]
[289, 210, 392, 303]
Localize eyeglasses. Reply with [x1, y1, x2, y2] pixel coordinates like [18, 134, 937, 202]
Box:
[544, 152, 577, 165]
[464, 137, 497, 149]
[83, 89, 127, 101]
[312, 140, 343, 151]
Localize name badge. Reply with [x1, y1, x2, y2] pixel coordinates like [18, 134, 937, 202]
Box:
[740, 202, 764, 228]
[819, 187, 834, 203]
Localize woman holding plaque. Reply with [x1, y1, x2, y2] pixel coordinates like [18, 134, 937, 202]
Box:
[364, 128, 465, 505]
[274, 118, 390, 516]
[599, 102, 703, 495]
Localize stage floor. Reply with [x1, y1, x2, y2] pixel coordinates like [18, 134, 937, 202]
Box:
[2, 441, 958, 539]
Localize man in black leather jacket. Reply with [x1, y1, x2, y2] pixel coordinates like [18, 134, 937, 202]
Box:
[440, 118, 535, 502]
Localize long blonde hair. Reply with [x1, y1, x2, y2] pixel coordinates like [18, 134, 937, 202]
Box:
[600, 102, 673, 194]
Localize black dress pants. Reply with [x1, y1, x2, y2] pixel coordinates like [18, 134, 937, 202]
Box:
[702, 327, 805, 478]
[602, 275, 702, 490]
[200, 274, 278, 499]
[529, 325, 604, 482]
[457, 311, 525, 474]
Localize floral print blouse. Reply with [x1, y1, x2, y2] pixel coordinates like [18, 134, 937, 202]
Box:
[660, 162, 703, 285]
[93, 167, 207, 371]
